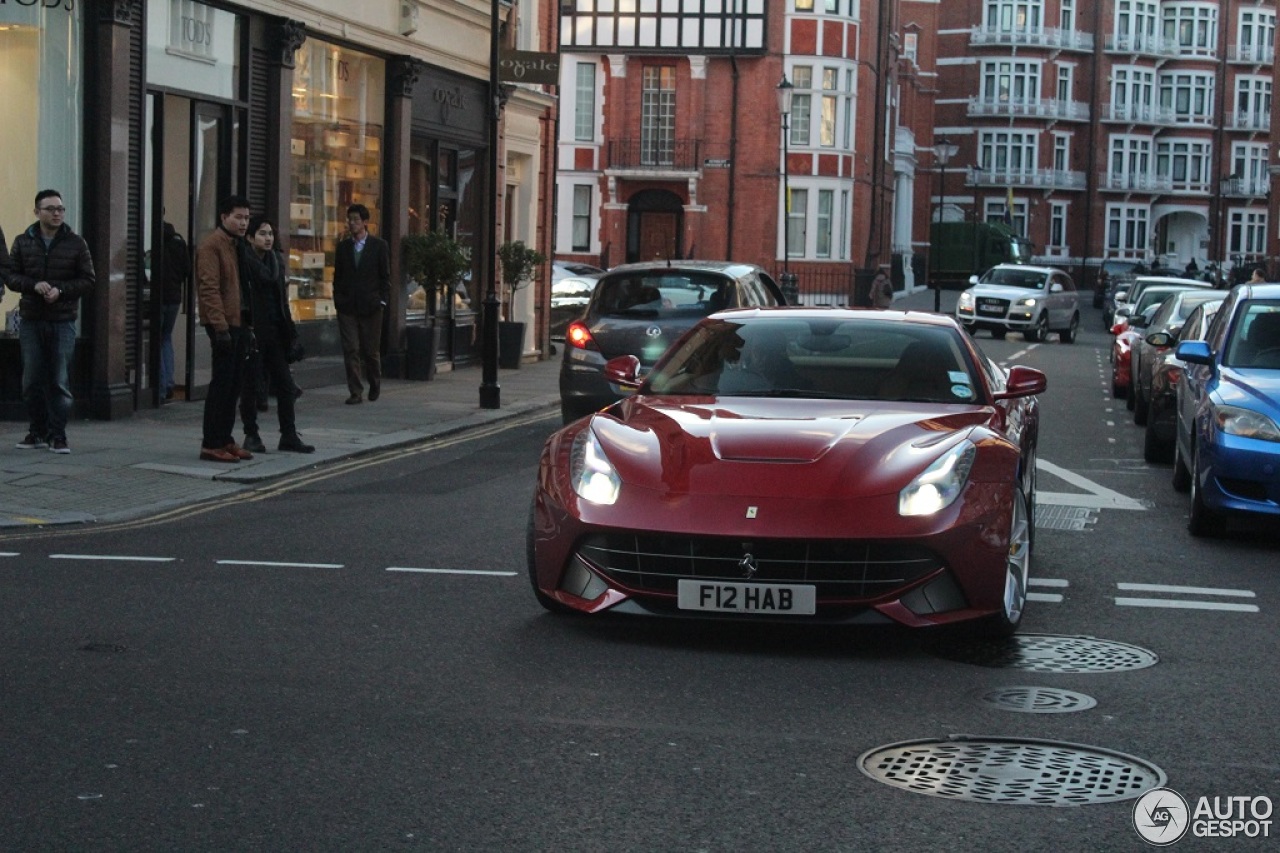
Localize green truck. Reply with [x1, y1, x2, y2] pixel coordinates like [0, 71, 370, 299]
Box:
[930, 221, 1034, 289]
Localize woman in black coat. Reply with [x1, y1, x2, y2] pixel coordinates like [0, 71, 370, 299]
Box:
[237, 216, 313, 453]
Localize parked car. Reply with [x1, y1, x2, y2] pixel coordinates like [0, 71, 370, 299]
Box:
[1111, 275, 1211, 326]
[559, 260, 786, 423]
[955, 264, 1080, 342]
[531, 308, 1046, 636]
[1173, 283, 1280, 536]
[549, 261, 606, 340]
[1095, 257, 1141, 310]
[1110, 304, 1159, 399]
[1142, 300, 1222, 462]
[1130, 290, 1226, 426]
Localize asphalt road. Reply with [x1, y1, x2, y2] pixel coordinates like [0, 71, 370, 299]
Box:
[2, 304, 1277, 852]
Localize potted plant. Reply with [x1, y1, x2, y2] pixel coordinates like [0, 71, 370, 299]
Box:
[496, 240, 546, 369]
[401, 231, 471, 380]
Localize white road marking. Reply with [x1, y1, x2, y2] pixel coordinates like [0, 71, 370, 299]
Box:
[1036, 459, 1148, 510]
[216, 560, 344, 568]
[49, 554, 176, 562]
[1030, 578, 1069, 587]
[1117, 582, 1256, 598]
[1027, 592, 1063, 603]
[1115, 598, 1259, 613]
[386, 567, 517, 576]
[0, 552, 18, 557]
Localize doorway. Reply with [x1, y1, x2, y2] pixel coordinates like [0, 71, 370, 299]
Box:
[626, 189, 684, 263]
[142, 93, 238, 405]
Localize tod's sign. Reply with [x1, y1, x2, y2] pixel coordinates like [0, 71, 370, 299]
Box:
[0, 0, 75, 8]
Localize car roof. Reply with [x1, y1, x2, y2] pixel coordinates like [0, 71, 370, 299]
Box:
[1232, 283, 1280, 299]
[1133, 275, 1208, 287]
[603, 259, 767, 278]
[725, 305, 965, 328]
[987, 264, 1065, 275]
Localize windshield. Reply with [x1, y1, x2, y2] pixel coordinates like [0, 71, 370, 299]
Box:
[1223, 301, 1280, 369]
[979, 267, 1048, 290]
[646, 318, 982, 404]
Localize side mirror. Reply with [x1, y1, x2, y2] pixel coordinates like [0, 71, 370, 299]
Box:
[1115, 290, 1129, 303]
[1146, 331, 1174, 348]
[603, 355, 643, 391]
[995, 365, 1048, 399]
[1174, 341, 1212, 366]
[1128, 314, 1149, 329]
[1049, 282, 1064, 294]
[968, 275, 980, 285]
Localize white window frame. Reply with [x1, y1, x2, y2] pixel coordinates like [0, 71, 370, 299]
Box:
[1107, 204, 1150, 255]
[1162, 3, 1217, 54]
[979, 130, 1038, 176]
[789, 66, 813, 147]
[571, 185, 593, 252]
[574, 62, 596, 143]
[981, 59, 1042, 104]
[1156, 138, 1212, 191]
[1228, 209, 1267, 255]
[1159, 71, 1215, 118]
[983, 0, 1044, 31]
[1238, 9, 1277, 61]
[1052, 133, 1071, 172]
[1048, 201, 1068, 254]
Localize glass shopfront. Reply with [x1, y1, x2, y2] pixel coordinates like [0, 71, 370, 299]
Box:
[288, 40, 386, 324]
[0, 0, 83, 336]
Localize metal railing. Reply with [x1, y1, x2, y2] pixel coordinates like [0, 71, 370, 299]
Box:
[969, 25, 1094, 52]
[967, 167, 1088, 190]
[967, 96, 1090, 121]
[607, 138, 702, 171]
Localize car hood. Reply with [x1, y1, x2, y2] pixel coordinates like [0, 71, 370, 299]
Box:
[1216, 368, 1280, 414]
[965, 283, 1051, 301]
[590, 396, 1010, 499]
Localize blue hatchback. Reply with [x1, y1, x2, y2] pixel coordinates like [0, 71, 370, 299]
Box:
[1173, 283, 1280, 536]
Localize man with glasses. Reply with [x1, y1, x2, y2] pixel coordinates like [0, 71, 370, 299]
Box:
[332, 204, 390, 405]
[6, 190, 95, 454]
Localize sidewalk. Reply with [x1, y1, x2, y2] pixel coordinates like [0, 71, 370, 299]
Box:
[0, 356, 562, 528]
[0, 287, 954, 530]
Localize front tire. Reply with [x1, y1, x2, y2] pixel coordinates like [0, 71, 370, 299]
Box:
[1143, 419, 1171, 463]
[1172, 436, 1192, 492]
[1024, 314, 1048, 342]
[1059, 313, 1079, 343]
[978, 486, 1031, 639]
[1133, 385, 1149, 425]
[527, 502, 574, 613]
[1188, 442, 1226, 537]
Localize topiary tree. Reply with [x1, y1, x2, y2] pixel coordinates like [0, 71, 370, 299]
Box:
[497, 240, 546, 321]
[402, 231, 471, 317]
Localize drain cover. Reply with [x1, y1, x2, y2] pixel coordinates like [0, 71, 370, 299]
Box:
[859, 736, 1165, 806]
[979, 686, 1097, 714]
[934, 633, 1158, 673]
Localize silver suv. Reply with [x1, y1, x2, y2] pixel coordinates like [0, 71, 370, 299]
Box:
[956, 264, 1081, 342]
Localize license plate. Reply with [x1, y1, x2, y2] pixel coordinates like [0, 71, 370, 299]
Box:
[677, 580, 816, 615]
[978, 304, 1005, 315]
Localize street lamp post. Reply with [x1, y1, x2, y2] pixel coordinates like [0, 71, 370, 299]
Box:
[931, 138, 959, 313]
[776, 75, 798, 305]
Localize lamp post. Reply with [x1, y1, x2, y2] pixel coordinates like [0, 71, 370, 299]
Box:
[479, 0, 502, 408]
[931, 138, 959, 313]
[776, 75, 798, 305]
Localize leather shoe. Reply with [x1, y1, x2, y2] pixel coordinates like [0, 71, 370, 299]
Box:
[367, 382, 380, 402]
[200, 446, 240, 463]
[242, 434, 267, 454]
[225, 442, 254, 460]
[278, 434, 315, 453]
[345, 393, 363, 405]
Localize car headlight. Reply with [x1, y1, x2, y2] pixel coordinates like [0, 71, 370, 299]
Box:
[1018, 297, 1039, 308]
[1210, 403, 1280, 442]
[899, 441, 977, 516]
[571, 428, 621, 504]
[958, 292, 974, 308]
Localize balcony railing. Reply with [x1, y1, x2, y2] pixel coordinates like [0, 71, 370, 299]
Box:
[1221, 177, 1270, 197]
[1228, 43, 1274, 63]
[1100, 103, 1216, 127]
[969, 25, 1094, 52]
[1097, 173, 1214, 194]
[1227, 111, 1272, 131]
[967, 167, 1087, 190]
[967, 96, 1090, 121]
[606, 139, 701, 172]
[1105, 33, 1216, 59]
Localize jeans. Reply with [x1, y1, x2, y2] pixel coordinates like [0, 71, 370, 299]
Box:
[19, 319, 77, 441]
[239, 327, 298, 438]
[160, 303, 180, 395]
[202, 325, 246, 449]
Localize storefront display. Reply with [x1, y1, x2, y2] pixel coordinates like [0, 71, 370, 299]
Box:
[288, 41, 386, 325]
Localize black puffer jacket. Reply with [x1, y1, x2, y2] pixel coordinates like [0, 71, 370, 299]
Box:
[6, 222, 96, 322]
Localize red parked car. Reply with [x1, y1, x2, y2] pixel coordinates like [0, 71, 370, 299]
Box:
[528, 308, 1047, 637]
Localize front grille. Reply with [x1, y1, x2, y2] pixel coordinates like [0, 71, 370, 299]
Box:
[577, 533, 943, 600]
[975, 297, 1010, 318]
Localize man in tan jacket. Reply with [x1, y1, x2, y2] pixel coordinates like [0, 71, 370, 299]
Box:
[195, 195, 253, 463]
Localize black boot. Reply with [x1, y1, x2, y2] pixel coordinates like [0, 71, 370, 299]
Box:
[278, 433, 315, 453]
[242, 433, 267, 454]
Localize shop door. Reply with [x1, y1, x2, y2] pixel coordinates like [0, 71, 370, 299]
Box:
[143, 94, 236, 404]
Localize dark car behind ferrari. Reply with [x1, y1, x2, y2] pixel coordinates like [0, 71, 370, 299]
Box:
[558, 260, 786, 423]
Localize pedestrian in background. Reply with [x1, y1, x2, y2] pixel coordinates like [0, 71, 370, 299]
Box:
[1251, 267, 1267, 285]
[6, 190, 95, 454]
[158, 221, 189, 402]
[0, 225, 10, 285]
[332, 204, 390, 405]
[869, 270, 894, 309]
[237, 215, 313, 454]
[195, 194, 254, 463]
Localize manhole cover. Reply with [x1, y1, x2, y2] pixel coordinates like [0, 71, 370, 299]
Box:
[979, 686, 1098, 714]
[934, 633, 1158, 673]
[859, 736, 1166, 806]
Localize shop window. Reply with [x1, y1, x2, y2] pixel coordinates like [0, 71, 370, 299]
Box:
[288, 41, 385, 324]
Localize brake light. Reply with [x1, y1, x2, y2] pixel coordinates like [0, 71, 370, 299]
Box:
[566, 321, 598, 351]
